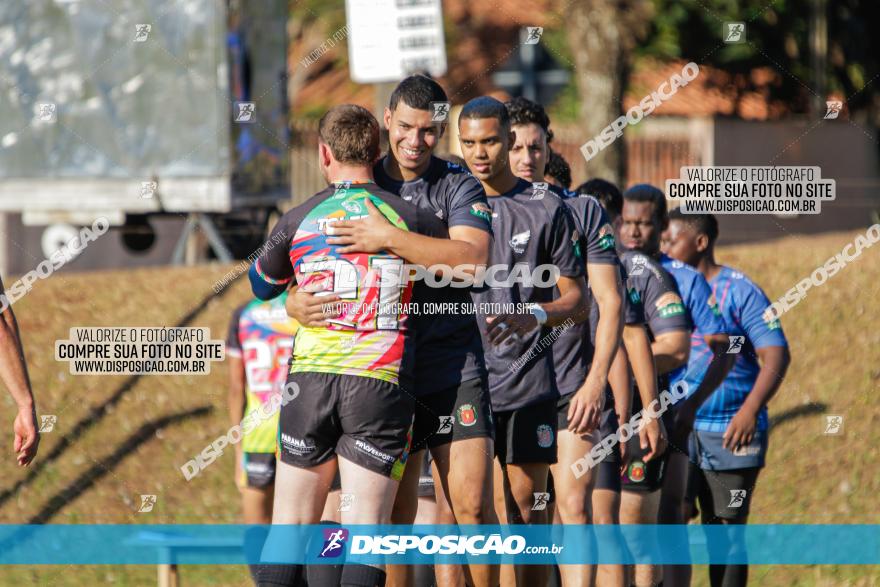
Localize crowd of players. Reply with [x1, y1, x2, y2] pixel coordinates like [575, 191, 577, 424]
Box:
[231, 75, 791, 587]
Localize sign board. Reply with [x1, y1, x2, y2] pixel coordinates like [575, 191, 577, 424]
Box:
[346, 0, 447, 83]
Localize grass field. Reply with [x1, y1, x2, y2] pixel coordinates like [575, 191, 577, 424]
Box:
[0, 229, 878, 586]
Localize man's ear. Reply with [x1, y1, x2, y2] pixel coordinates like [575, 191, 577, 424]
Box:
[507, 130, 516, 150]
[695, 233, 711, 254]
[318, 142, 332, 167]
[383, 107, 392, 131]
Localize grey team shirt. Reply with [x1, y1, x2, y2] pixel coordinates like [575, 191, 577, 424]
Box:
[553, 190, 620, 396]
[373, 156, 493, 395]
[470, 179, 584, 412]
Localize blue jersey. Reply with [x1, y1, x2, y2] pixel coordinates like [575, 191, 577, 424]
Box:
[659, 254, 727, 394]
[694, 266, 787, 432]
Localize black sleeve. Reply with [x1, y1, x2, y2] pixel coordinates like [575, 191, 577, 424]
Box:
[253, 210, 300, 287]
[446, 173, 493, 233]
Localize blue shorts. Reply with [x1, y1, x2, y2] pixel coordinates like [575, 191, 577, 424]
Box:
[688, 428, 768, 470]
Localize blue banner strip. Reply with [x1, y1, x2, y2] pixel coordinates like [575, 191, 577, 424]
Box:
[0, 525, 877, 565]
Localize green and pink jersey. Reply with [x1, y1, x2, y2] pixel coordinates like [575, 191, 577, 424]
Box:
[254, 181, 447, 387]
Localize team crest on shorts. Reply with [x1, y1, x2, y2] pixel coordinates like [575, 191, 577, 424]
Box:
[536, 424, 554, 448]
[457, 404, 477, 426]
[627, 461, 646, 483]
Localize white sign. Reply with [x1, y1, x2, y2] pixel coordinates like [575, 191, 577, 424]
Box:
[345, 0, 447, 83]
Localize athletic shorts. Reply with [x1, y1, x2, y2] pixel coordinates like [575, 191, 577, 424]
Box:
[685, 462, 760, 521]
[278, 372, 414, 481]
[241, 452, 276, 489]
[418, 452, 435, 498]
[620, 434, 669, 493]
[594, 408, 622, 492]
[494, 396, 557, 465]
[411, 377, 494, 451]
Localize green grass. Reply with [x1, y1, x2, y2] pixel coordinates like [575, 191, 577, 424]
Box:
[0, 230, 878, 585]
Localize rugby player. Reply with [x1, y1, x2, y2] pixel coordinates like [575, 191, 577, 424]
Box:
[459, 96, 587, 587]
[506, 98, 628, 587]
[580, 179, 672, 587]
[249, 104, 447, 587]
[0, 276, 39, 466]
[285, 75, 497, 587]
[227, 293, 298, 522]
[620, 185, 732, 587]
[545, 151, 572, 191]
[664, 210, 790, 587]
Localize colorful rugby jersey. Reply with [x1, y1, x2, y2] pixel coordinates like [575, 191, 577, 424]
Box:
[253, 181, 446, 387]
[658, 253, 729, 394]
[226, 294, 298, 453]
[373, 156, 492, 394]
[694, 266, 787, 432]
[554, 188, 620, 396]
[471, 179, 583, 411]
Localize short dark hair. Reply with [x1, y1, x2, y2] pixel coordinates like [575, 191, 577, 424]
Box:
[669, 208, 719, 245]
[318, 104, 379, 166]
[577, 178, 622, 217]
[545, 151, 572, 189]
[389, 74, 447, 112]
[505, 97, 553, 142]
[459, 96, 510, 131]
[623, 183, 667, 225]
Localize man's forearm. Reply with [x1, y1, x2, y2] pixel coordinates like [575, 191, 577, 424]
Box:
[651, 338, 689, 374]
[741, 349, 790, 415]
[685, 347, 734, 412]
[0, 311, 34, 410]
[589, 279, 623, 382]
[540, 282, 587, 327]
[609, 345, 632, 422]
[386, 228, 487, 270]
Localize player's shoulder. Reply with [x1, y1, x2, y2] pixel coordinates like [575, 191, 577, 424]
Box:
[522, 181, 570, 217]
[429, 156, 480, 189]
[621, 250, 673, 283]
[718, 266, 769, 298]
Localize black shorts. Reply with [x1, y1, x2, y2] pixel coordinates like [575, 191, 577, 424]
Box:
[278, 372, 415, 481]
[685, 462, 760, 521]
[411, 377, 494, 452]
[241, 452, 276, 489]
[494, 396, 557, 465]
[620, 434, 669, 493]
[594, 408, 622, 492]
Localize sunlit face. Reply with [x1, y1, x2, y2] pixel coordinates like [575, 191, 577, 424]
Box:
[509, 123, 548, 182]
[384, 102, 443, 174]
[458, 117, 511, 182]
[619, 200, 663, 254]
[663, 219, 702, 266]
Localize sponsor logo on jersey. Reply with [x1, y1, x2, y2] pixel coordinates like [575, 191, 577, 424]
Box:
[341, 199, 362, 214]
[707, 292, 721, 316]
[762, 307, 782, 330]
[597, 223, 615, 250]
[536, 424, 554, 448]
[470, 202, 491, 223]
[571, 230, 582, 258]
[655, 292, 686, 318]
[457, 404, 477, 427]
[510, 230, 531, 253]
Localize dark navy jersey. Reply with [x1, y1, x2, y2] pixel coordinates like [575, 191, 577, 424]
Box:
[471, 179, 584, 411]
[658, 254, 728, 394]
[552, 189, 620, 396]
[374, 156, 492, 395]
[691, 266, 787, 432]
[620, 250, 692, 405]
